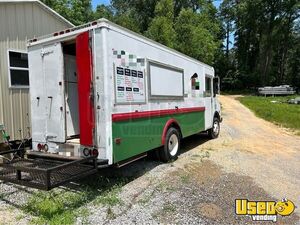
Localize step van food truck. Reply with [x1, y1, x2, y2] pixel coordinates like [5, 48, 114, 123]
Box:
[0, 19, 222, 190]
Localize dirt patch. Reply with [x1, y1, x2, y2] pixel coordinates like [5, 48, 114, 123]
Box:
[210, 95, 300, 216]
[183, 160, 221, 184]
[85, 156, 299, 224]
[198, 203, 223, 219]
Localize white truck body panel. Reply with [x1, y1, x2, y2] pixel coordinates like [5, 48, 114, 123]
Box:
[28, 19, 221, 165]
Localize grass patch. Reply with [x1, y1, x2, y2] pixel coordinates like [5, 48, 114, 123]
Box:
[15, 214, 25, 221]
[24, 191, 87, 225]
[180, 174, 191, 184]
[94, 183, 123, 206]
[23, 175, 131, 225]
[138, 192, 152, 205]
[163, 203, 176, 212]
[106, 207, 116, 220]
[156, 181, 173, 192]
[238, 95, 300, 134]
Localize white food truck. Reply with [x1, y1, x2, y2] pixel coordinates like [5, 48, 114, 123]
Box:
[0, 19, 221, 190]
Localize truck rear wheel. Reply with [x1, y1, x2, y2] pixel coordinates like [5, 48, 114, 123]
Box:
[208, 117, 220, 139]
[160, 127, 180, 162]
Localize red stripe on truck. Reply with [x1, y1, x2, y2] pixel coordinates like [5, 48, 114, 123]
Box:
[76, 32, 95, 146]
[112, 107, 205, 122]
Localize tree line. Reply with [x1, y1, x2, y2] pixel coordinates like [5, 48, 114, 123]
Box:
[41, 0, 300, 90]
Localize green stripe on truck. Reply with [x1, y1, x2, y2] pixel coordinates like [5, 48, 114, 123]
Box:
[112, 111, 205, 163]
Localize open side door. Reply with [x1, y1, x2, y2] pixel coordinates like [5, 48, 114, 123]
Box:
[42, 43, 66, 143]
[76, 32, 95, 147]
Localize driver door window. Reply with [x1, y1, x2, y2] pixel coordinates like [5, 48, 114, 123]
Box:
[205, 77, 212, 97]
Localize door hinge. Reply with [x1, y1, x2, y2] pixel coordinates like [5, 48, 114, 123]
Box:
[89, 37, 93, 50]
[89, 82, 94, 103]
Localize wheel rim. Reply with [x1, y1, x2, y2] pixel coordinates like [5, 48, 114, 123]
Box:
[213, 121, 219, 136]
[168, 134, 179, 156]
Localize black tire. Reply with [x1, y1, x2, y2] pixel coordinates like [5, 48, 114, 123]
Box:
[159, 127, 180, 162]
[208, 117, 220, 139]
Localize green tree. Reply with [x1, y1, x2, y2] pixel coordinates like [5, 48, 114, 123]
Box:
[44, 0, 300, 91]
[219, 0, 235, 59]
[94, 4, 114, 20]
[174, 0, 199, 16]
[286, 24, 300, 89]
[111, 0, 158, 32]
[69, 0, 94, 25]
[229, 0, 300, 88]
[41, 0, 93, 25]
[113, 12, 141, 33]
[215, 0, 236, 87]
[174, 7, 220, 64]
[145, 0, 176, 48]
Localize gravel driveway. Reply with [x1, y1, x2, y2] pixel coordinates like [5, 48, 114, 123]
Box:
[0, 95, 299, 224]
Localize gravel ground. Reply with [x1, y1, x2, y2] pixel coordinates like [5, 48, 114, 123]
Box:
[1, 95, 300, 224]
[0, 182, 34, 225]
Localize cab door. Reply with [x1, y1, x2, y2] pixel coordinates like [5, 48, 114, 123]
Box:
[204, 76, 213, 130]
[42, 43, 66, 143]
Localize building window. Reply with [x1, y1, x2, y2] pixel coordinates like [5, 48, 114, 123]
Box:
[8, 50, 29, 88]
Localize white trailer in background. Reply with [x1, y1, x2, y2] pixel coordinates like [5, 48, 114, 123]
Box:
[0, 19, 222, 190]
[258, 85, 296, 96]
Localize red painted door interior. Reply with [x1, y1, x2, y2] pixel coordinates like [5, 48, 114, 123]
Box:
[76, 31, 95, 146]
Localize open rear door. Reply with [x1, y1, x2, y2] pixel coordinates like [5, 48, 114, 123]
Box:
[76, 32, 95, 147]
[43, 43, 66, 143]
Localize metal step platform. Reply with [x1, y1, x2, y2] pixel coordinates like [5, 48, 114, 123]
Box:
[0, 150, 106, 190]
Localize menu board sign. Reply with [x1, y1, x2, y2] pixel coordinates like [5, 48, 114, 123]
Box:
[115, 66, 145, 103]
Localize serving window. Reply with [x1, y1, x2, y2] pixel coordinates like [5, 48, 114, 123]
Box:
[148, 61, 184, 99]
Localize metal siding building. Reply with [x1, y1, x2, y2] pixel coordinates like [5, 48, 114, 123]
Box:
[0, 0, 73, 140]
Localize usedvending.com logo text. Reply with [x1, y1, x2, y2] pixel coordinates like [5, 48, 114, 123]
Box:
[235, 198, 295, 222]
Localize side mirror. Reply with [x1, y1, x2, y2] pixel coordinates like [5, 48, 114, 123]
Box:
[213, 77, 220, 97]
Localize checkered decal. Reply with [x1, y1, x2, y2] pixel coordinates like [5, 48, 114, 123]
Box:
[113, 50, 145, 67]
